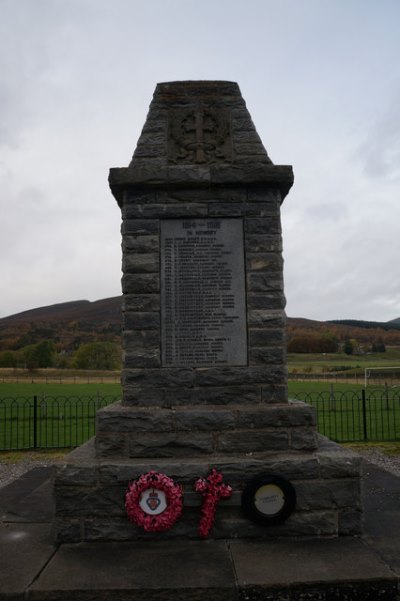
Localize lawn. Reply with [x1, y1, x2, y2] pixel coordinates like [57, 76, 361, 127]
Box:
[0, 383, 122, 450]
[287, 348, 400, 376]
[1, 380, 400, 450]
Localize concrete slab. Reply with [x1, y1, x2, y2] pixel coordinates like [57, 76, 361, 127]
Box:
[0, 467, 55, 523]
[0, 523, 55, 600]
[28, 540, 237, 600]
[231, 537, 394, 584]
[0, 462, 399, 600]
[362, 464, 400, 512]
[230, 538, 398, 600]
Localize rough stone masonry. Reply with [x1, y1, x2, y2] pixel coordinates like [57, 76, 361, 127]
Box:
[53, 82, 362, 542]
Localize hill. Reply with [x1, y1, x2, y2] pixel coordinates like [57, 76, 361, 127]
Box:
[0, 297, 122, 353]
[1, 297, 121, 327]
[1, 297, 400, 355]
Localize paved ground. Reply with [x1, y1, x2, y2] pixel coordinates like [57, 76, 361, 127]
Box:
[0, 461, 399, 600]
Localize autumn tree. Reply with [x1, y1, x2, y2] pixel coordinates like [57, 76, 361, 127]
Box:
[72, 342, 121, 370]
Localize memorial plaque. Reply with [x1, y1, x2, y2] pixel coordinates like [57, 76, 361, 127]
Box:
[161, 218, 247, 366]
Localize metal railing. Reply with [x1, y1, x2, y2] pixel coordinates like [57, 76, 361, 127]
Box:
[0, 395, 119, 450]
[292, 388, 400, 442]
[1, 390, 400, 450]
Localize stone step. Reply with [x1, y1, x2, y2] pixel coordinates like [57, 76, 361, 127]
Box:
[28, 539, 398, 601]
[54, 438, 362, 543]
[95, 400, 317, 458]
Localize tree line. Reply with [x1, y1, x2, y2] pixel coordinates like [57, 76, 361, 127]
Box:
[0, 340, 121, 370]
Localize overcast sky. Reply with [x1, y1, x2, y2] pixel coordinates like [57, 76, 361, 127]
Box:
[1, 0, 399, 322]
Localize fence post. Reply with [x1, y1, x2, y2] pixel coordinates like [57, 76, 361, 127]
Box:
[33, 395, 38, 449]
[385, 382, 389, 410]
[362, 389, 368, 441]
[329, 383, 336, 411]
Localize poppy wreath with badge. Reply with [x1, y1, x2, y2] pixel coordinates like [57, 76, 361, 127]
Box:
[125, 471, 183, 532]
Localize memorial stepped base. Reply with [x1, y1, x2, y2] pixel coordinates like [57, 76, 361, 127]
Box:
[54, 436, 362, 543]
[95, 400, 318, 458]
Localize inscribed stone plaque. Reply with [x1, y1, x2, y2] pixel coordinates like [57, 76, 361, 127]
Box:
[161, 218, 247, 366]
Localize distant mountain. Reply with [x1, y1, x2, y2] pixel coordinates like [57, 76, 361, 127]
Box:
[0, 297, 122, 353]
[0, 297, 122, 327]
[1, 297, 399, 354]
[328, 319, 400, 331]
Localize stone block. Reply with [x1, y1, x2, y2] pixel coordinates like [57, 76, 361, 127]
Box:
[245, 217, 281, 235]
[95, 433, 128, 456]
[122, 191, 157, 207]
[97, 403, 174, 432]
[53, 518, 82, 544]
[247, 293, 286, 310]
[290, 428, 318, 451]
[122, 367, 195, 387]
[122, 329, 159, 349]
[83, 518, 142, 542]
[212, 510, 338, 539]
[261, 384, 288, 403]
[249, 329, 285, 346]
[249, 347, 286, 365]
[219, 454, 321, 483]
[193, 366, 285, 388]
[122, 253, 159, 273]
[247, 188, 281, 202]
[245, 234, 282, 253]
[128, 432, 214, 458]
[316, 444, 361, 478]
[99, 461, 201, 486]
[174, 408, 236, 431]
[123, 349, 161, 368]
[122, 293, 160, 312]
[217, 430, 289, 453]
[121, 219, 159, 235]
[247, 273, 283, 292]
[247, 309, 286, 327]
[208, 203, 246, 216]
[134, 142, 165, 158]
[190, 385, 261, 405]
[55, 465, 98, 487]
[55, 484, 126, 518]
[235, 405, 315, 429]
[122, 273, 159, 293]
[244, 204, 280, 218]
[295, 479, 361, 511]
[123, 312, 159, 330]
[123, 234, 159, 252]
[122, 385, 160, 405]
[124, 203, 209, 218]
[246, 254, 283, 273]
[156, 187, 246, 204]
[338, 509, 362, 535]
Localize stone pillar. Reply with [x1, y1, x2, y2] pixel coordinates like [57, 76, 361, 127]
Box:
[53, 82, 362, 543]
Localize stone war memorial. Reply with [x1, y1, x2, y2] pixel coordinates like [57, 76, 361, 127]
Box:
[54, 81, 362, 542]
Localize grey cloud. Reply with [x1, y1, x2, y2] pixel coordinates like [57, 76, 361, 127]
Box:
[359, 90, 400, 181]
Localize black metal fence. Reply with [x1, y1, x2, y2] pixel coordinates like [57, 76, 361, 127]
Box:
[1, 390, 400, 450]
[0, 395, 119, 450]
[292, 388, 400, 443]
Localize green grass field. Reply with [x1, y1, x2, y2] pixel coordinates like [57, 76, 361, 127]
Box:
[0, 383, 121, 450]
[1, 380, 400, 450]
[287, 348, 400, 375]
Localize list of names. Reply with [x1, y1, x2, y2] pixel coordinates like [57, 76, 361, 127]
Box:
[161, 218, 247, 366]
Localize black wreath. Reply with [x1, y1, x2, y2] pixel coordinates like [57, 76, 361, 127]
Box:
[241, 474, 296, 526]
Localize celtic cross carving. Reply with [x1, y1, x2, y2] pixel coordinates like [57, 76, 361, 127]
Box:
[168, 105, 232, 164]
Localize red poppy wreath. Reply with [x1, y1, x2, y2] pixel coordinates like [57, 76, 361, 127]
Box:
[125, 471, 183, 532]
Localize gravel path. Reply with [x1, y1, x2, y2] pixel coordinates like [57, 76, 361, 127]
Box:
[0, 455, 66, 490]
[1, 448, 400, 491]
